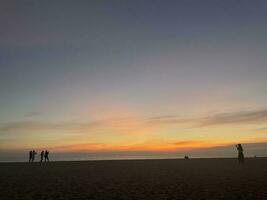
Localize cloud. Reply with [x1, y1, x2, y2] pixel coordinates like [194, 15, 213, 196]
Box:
[145, 115, 191, 125]
[197, 110, 267, 127]
[174, 140, 200, 146]
[254, 127, 267, 131]
[144, 109, 267, 127]
[1, 109, 267, 134]
[0, 118, 143, 134]
[24, 112, 40, 118]
[0, 121, 81, 132]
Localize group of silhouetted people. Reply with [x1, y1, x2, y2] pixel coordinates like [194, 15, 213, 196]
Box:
[27, 144, 244, 163]
[29, 150, 50, 163]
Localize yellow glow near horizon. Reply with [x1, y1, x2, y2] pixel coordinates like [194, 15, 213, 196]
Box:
[1, 101, 267, 153]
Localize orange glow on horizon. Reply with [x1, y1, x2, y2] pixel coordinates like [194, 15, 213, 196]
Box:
[49, 140, 231, 153]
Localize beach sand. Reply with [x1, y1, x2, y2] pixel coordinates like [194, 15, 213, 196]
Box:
[1, 158, 267, 200]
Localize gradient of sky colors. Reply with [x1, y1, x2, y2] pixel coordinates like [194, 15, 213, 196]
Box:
[1, 0, 267, 161]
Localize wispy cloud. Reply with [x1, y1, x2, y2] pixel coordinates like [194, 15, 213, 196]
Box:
[144, 109, 267, 127]
[1, 109, 267, 134]
[197, 110, 267, 127]
[0, 121, 77, 132]
[145, 115, 191, 125]
[24, 112, 40, 118]
[254, 127, 267, 131]
[0, 118, 143, 133]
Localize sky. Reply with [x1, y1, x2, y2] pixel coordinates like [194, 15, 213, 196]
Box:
[1, 0, 267, 161]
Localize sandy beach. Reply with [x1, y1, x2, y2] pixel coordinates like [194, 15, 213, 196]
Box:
[1, 158, 267, 199]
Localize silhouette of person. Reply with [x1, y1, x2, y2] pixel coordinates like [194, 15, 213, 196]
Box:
[184, 155, 189, 160]
[236, 144, 244, 164]
[40, 151, 44, 162]
[29, 150, 33, 163]
[44, 150, 49, 162]
[32, 150, 37, 162]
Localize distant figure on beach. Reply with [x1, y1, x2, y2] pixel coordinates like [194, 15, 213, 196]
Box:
[236, 144, 244, 164]
[44, 150, 49, 162]
[32, 150, 37, 162]
[29, 150, 33, 163]
[184, 155, 189, 160]
[40, 150, 44, 162]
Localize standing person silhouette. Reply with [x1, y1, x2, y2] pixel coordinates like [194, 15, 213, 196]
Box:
[40, 150, 44, 162]
[29, 150, 33, 163]
[44, 150, 50, 162]
[236, 144, 244, 164]
[32, 150, 37, 162]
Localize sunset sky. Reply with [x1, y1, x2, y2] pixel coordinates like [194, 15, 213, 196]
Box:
[1, 0, 267, 161]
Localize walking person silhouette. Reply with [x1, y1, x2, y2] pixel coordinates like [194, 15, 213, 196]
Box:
[40, 150, 44, 162]
[29, 150, 33, 163]
[44, 150, 50, 162]
[236, 144, 244, 164]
